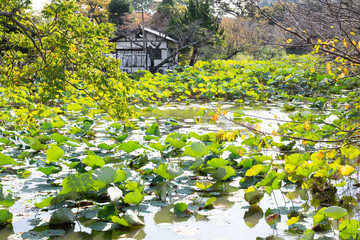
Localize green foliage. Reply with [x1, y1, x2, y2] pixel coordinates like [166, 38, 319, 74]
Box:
[0, 153, 17, 166]
[46, 145, 64, 163]
[108, 0, 132, 25]
[49, 208, 75, 225]
[83, 155, 105, 168]
[253, 46, 286, 60]
[153, 163, 184, 180]
[244, 186, 263, 205]
[124, 189, 143, 205]
[0, 209, 13, 225]
[0, 0, 131, 120]
[0, 186, 16, 207]
[174, 202, 189, 215]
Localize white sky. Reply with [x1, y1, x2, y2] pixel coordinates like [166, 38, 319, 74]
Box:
[31, 0, 50, 12]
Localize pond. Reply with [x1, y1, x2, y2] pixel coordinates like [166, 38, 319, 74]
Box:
[0, 101, 357, 240]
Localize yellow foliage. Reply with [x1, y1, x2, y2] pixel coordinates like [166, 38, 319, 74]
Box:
[339, 165, 355, 176]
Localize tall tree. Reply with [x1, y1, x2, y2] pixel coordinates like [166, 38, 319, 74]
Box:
[108, 0, 132, 25]
[76, 0, 110, 24]
[254, 0, 360, 77]
[0, 0, 130, 119]
[169, 0, 222, 66]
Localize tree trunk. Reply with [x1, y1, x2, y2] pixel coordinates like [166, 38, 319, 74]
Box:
[189, 47, 198, 66]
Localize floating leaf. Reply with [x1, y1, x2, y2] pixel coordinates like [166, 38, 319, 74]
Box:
[35, 197, 53, 209]
[195, 181, 214, 191]
[111, 216, 130, 227]
[205, 197, 216, 208]
[0, 209, 12, 225]
[0, 153, 18, 166]
[245, 164, 264, 177]
[98, 143, 114, 151]
[61, 172, 98, 194]
[183, 142, 209, 158]
[301, 229, 315, 240]
[46, 145, 64, 163]
[92, 167, 117, 188]
[124, 209, 145, 226]
[0, 185, 16, 207]
[212, 166, 235, 180]
[149, 142, 167, 152]
[38, 166, 61, 176]
[83, 155, 105, 168]
[165, 133, 187, 149]
[51, 133, 67, 144]
[124, 190, 143, 205]
[287, 216, 300, 225]
[50, 208, 74, 225]
[244, 186, 263, 205]
[207, 158, 229, 168]
[174, 202, 189, 215]
[153, 163, 184, 180]
[145, 123, 161, 137]
[118, 141, 141, 153]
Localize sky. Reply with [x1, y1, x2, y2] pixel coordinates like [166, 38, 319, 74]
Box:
[31, 0, 50, 12]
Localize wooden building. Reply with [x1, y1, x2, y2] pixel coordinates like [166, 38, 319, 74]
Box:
[110, 27, 179, 73]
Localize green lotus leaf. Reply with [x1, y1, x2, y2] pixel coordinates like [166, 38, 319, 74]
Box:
[98, 143, 115, 150]
[174, 202, 188, 215]
[244, 186, 264, 205]
[183, 142, 209, 158]
[46, 145, 64, 162]
[212, 166, 235, 180]
[83, 155, 105, 168]
[118, 141, 141, 153]
[153, 163, 184, 180]
[92, 166, 117, 188]
[145, 122, 161, 137]
[0, 209, 13, 225]
[323, 206, 347, 220]
[207, 158, 229, 168]
[149, 142, 167, 152]
[50, 208, 74, 225]
[124, 189, 143, 205]
[0, 185, 16, 207]
[0, 153, 18, 166]
[61, 172, 98, 194]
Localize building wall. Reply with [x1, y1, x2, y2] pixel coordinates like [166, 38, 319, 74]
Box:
[114, 34, 178, 73]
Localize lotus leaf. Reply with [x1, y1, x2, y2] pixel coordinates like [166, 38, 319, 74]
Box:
[0, 209, 12, 225]
[50, 208, 74, 225]
[46, 145, 64, 162]
[0, 185, 16, 207]
[124, 189, 143, 205]
[83, 155, 105, 168]
[153, 163, 184, 180]
[212, 166, 235, 180]
[183, 142, 209, 158]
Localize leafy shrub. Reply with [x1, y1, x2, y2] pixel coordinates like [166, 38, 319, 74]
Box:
[253, 45, 286, 60]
